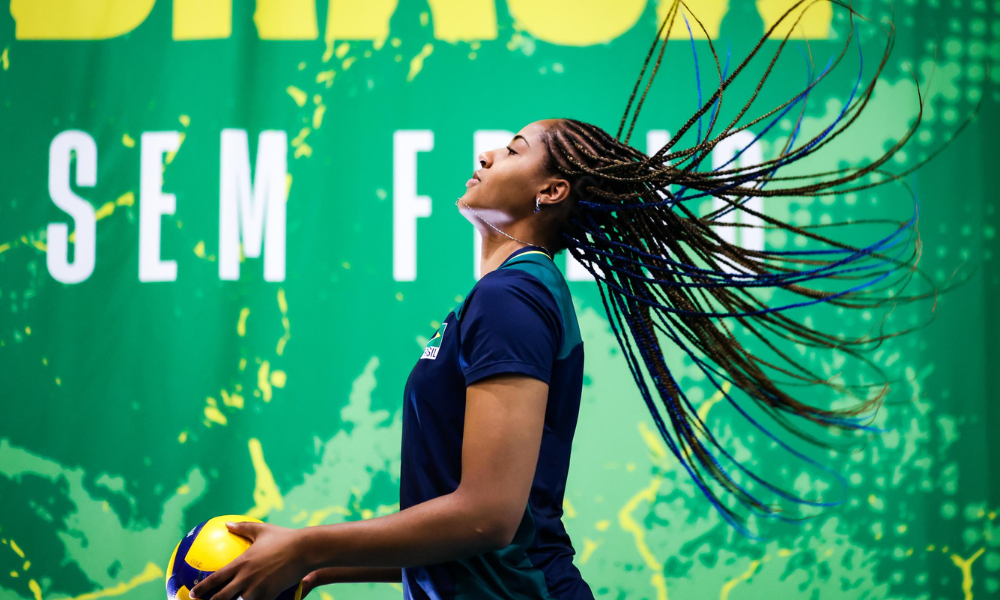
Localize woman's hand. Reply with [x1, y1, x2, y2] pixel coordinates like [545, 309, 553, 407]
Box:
[189, 521, 311, 600]
[299, 568, 338, 598]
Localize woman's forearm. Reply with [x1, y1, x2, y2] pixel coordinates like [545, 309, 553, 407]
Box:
[300, 489, 510, 571]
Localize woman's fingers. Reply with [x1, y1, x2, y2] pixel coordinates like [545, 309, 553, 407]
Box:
[204, 577, 244, 600]
[191, 564, 238, 600]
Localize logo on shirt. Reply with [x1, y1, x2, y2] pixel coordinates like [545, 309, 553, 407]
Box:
[420, 322, 447, 360]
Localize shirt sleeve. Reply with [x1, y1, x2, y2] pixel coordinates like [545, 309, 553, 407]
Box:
[458, 269, 563, 386]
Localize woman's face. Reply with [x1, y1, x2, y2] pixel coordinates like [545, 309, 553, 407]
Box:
[457, 118, 567, 231]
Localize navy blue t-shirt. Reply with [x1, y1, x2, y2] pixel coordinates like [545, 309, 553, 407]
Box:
[400, 245, 593, 600]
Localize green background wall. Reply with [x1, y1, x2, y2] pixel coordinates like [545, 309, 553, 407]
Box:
[1, 1, 998, 599]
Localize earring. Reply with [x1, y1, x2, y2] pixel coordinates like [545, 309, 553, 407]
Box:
[535, 197, 541, 213]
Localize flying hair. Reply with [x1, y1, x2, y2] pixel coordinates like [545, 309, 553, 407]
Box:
[537, 0, 987, 539]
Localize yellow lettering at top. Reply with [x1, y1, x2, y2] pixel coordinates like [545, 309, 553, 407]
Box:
[12, 0, 155, 40]
[426, 0, 497, 43]
[757, 0, 832, 40]
[507, 0, 648, 46]
[11, 0, 832, 43]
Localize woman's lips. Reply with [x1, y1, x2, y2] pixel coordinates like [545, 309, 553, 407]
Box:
[466, 178, 479, 187]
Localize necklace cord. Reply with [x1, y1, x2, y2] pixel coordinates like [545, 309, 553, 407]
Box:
[457, 196, 552, 258]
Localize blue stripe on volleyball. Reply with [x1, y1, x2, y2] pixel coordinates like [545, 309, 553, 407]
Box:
[168, 521, 209, 595]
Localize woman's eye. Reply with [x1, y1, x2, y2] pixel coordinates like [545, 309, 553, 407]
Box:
[506, 146, 517, 155]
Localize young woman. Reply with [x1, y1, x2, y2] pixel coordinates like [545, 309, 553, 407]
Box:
[187, 1, 978, 599]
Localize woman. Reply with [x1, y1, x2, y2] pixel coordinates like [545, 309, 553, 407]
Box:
[195, 119, 594, 600]
[188, 1, 978, 599]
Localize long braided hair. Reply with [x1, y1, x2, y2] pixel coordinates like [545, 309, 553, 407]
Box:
[539, 0, 983, 539]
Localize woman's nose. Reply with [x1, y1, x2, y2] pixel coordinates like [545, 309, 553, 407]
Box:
[478, 151, 490, 168]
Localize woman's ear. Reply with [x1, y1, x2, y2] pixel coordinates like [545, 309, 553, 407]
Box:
[544, 178, 572, 206]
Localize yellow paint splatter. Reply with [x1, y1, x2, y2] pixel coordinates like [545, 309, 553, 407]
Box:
[10, 540, 24, 558]
[407, 43, 434, 82]
[270, 370, 287, 388]
[239, 357, 247, 371]
[10, 571, 18, 578]
[164, 132, 185, 165]
[1, 47, 8, 70]
[176, 484, 190, 495]
[578, 538, 600, 564]
[0, 243, 10, 255]
[950, 547, 985, 600]
[316, 70, 335, 88]
[312, 102, 326, 129]
[116, 192, 134, 207]
[54, 377, 61, 386]
[562, 497, 577, 518]
[395, 292, 404, 301]
[307, 506, 348, 526]
[720, 559, 761, 600]
[290, 127, 312, 159]
[23, 561, 30, 570]
[179, 115, 190, 128]
[638, 421, 669, 465]
[193, 241, 206, 258]
[27, 580, 41, 600]
[297, 61, 306, 70]
[24, 327, 31, 336]
[66, 563, 162, 600]
[178, 431, 187, 444]
[277, 288, 290, 355]
[342, 56, 356, 70]
[122, 134, 135, 148]
[220, 389, 244, 409]
[95, 202, 115, 220]
[258, 361, 273, 402]
[286, 85, 307, 107]
[246, 438, 283, 518]
[335, 42, 350, 59]
[204, 397, 227, 426]
[595, 520, 609, 531]
[237, 307, 250, 337]
[619, 477, 664, 572]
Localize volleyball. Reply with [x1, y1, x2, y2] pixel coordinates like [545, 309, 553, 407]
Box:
[165, 516, 303, 600]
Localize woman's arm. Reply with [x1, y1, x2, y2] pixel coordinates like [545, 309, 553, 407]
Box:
[300, 374, 550, 570]
[189, 374, 549, 600]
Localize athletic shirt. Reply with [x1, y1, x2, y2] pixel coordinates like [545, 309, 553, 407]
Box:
[399, 245, 594, 600]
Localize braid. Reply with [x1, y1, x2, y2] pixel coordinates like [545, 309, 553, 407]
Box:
[543, 0, 985, 539]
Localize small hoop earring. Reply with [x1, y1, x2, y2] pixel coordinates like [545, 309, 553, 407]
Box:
[535, 197, 541, 213]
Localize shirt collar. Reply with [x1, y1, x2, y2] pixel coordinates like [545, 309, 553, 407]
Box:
[500, 245, 553, 267]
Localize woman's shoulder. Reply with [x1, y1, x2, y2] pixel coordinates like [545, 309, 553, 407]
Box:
[471, 256, 582, 359]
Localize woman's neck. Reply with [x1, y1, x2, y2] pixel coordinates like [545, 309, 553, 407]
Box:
[479, 240, 538, 277]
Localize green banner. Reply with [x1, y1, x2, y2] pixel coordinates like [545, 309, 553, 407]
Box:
[1, 1, 998, 599]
